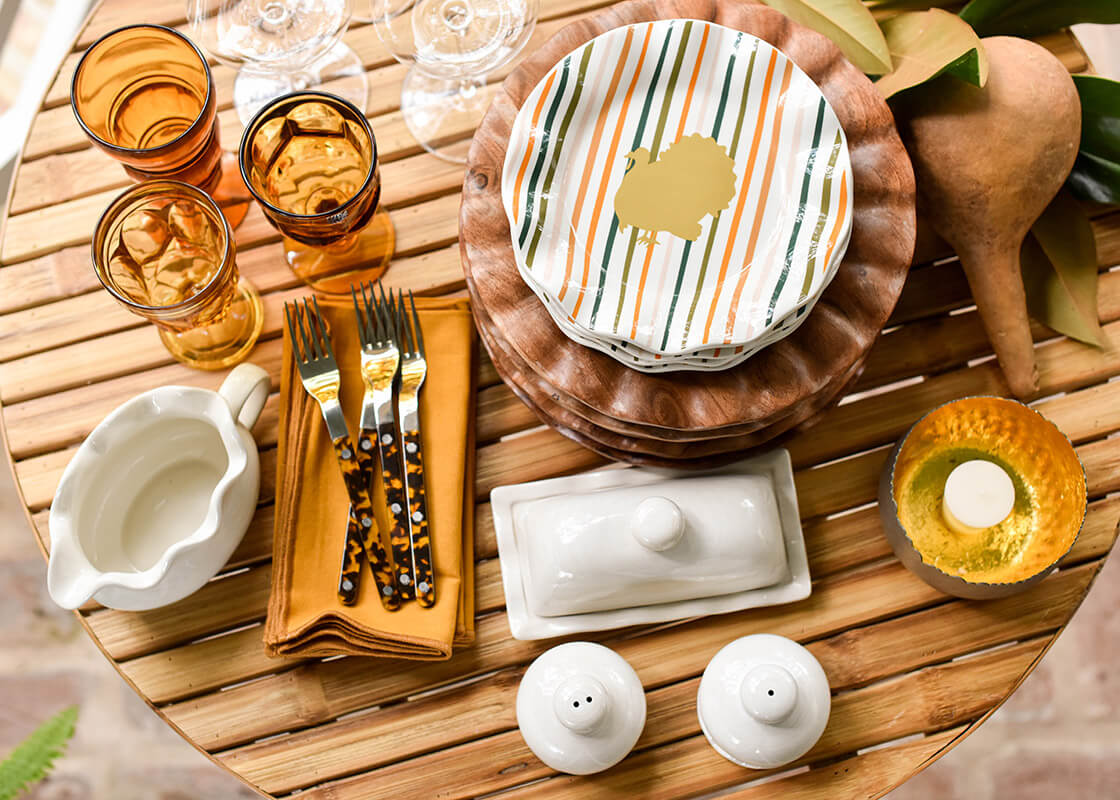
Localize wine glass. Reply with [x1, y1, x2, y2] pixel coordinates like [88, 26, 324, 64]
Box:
[72, 24, 252, 228]
[187, 0, 369, 125]
[372, 0, 538, 162]
[240, 91, 396, 294]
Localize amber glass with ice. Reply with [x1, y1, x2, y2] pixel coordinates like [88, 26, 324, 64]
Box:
[93, 180, 262, 370]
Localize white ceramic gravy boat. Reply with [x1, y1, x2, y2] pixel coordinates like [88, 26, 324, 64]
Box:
[47, 363, 271, 611]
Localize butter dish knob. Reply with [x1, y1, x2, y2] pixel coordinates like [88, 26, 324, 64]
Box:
[554, 675, 610, 734]
[630, 496, 685, 551]
[740, 664, 798, 724]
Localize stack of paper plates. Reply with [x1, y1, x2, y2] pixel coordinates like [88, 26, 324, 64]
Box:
[501, 20, 853, 372]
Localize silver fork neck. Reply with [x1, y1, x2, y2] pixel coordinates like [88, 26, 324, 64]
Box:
[317, 397, 349, 441]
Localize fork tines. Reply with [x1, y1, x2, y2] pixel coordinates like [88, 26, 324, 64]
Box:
[352, 281, 401, 351]
[395, 289, 426, 360]
[284, 296, 337, 368]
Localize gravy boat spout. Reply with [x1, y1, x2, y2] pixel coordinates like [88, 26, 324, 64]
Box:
[46, 528, 106, 610]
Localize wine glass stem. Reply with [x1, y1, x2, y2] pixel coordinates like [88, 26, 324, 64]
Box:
[455, 75, 485, 106]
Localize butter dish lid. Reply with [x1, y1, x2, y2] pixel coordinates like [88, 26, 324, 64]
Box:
[516, 642, 647, 775]
[697, 634, 830, 769]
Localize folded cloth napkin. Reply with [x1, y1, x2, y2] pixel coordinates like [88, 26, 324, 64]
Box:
[264, 295, 477, 659]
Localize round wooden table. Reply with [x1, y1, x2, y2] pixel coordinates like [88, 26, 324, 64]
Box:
[1, 2, 1116, 798]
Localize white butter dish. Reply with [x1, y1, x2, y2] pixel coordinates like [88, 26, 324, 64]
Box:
[519, 474, 789, 617]
[491, 449, 811, 640]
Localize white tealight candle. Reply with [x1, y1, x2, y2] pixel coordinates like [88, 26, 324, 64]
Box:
[942, 460, 1015, 534]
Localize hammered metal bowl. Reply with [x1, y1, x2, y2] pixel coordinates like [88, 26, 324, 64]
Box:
[878, 396, 1086, 599]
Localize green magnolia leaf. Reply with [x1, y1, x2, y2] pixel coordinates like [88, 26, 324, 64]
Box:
[1068, 75, 1120, 205]
[1021, 190, 1104, 347]
[760, 0, 892, 74]
[0, 706, 78, 800]
[1068, 152, 1120, 205]
[959, 0, 1120, 38]
[1073, 76, 1120, 161]
[875, 9, 988, 98]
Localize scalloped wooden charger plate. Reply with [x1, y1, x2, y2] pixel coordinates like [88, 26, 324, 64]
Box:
[461, 0, 916, 450]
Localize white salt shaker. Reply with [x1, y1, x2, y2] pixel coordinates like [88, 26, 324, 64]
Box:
[697, 634, 830, 769]
[516, 642, 646, 774]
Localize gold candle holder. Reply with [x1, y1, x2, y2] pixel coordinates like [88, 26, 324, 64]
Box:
[878, 396, 1086, 599]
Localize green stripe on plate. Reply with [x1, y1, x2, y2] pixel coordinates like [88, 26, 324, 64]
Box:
[523, 43, 596, 268]
[659, 31, 744, 352]
[798, 128, 844, 301]
[677, 36, 760, 349]
[517, 56, 574, 249]
[765, 96, 826, 327]
[587, 24, 676, 327]
[610, 20, 695, 334]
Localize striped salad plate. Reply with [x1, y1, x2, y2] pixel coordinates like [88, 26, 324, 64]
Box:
[502, 19, 853, 368]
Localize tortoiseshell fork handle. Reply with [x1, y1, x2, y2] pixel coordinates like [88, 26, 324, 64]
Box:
[331, 434, 401, 611]
[360, 423, 416, 601]
[337, 515, 364, 606]
[401, 427, 435, 607]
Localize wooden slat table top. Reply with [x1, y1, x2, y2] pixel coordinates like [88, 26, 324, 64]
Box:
[0, 2, 1114, 797]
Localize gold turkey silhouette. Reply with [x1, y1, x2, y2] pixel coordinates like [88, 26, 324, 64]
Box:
[613, 134, 737, 246]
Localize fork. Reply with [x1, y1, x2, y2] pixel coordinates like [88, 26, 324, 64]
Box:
[395, 290, 436, 608]
[353, 282, 416, 601]
[284, 297, 400, 611]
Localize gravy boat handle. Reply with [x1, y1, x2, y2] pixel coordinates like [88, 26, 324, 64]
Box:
[219, 363, 271, 429]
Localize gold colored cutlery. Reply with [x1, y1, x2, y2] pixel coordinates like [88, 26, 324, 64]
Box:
[394, 290, 436, 607]
[352, 284, 416, 600]
[286, 287, 434, 610]
[285, 297, 400, 610]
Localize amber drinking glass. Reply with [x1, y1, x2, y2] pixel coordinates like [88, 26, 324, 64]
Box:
[93, 180, 264, 370]
[239, 90, 395, 294]
[72, 24, 251, 228]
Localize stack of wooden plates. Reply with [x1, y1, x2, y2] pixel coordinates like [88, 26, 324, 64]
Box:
[461, 0, 917, 466]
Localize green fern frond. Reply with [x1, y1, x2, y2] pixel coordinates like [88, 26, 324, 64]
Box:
[0, 706, 79, 800]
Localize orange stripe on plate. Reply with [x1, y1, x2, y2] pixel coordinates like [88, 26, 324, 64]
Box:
[556, 28, 636, 305]
[513, 71, 559, 220]
[628, 25, 711, 340]
[569, 25, 654, 318]
[742, 95, 808, 338]
[721, 59, 794, 341]
[821, 173, 849, 271]
[700, 49, 779, 344]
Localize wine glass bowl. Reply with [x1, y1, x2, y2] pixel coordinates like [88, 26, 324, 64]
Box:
[240, 91, 395, 294]
[203, 0, 350, 67]
[372, 0, 538, 162]
[188, 0, 369, 124]
[71, 26, 210, 154]
[72, 24, 251, 228]
[93, 180, 264, 370]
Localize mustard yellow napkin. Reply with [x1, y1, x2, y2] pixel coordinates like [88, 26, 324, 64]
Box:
[264, 295, 476, 659]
